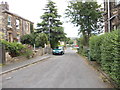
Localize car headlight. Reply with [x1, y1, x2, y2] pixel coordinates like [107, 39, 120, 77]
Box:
[59, 50, 63, 52]
[53, 50, 55, 52]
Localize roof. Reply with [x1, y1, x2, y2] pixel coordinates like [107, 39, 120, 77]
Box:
[2, 10, 34, 24]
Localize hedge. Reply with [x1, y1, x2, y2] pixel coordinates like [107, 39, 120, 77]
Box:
[89, 30, 120, 87]
[89, 35, 104, 63]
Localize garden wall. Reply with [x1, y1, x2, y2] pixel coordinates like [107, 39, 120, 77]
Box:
[5, 47, 52, 64]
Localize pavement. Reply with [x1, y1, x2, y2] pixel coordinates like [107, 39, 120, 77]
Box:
[0, 54, 51, 75]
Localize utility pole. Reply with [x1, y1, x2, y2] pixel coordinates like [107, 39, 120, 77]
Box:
[107, 0, 111, 32]
[48, 17, 52, 48]
[48, 17, 51, 42]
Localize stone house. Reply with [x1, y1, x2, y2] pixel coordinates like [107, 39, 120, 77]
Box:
[0, 2, 34, 42]
[104, 0, 120, 32]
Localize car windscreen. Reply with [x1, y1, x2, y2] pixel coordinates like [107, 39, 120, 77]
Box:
[53, 49, 61, 50]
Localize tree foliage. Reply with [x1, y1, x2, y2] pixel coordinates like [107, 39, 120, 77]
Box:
[37, 0, 66, 48]
[21, 33, 48, 48]
[35, 33, 48, 48]
[65, 1, 103, 46]
[21, 34, 35, 46]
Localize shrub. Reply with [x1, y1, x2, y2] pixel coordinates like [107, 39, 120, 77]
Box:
[89, 35, 104, 63]
[1, 40, 33, 58]
[101, 32, 114, 74]
[89, 30, 120, 87]
[21, 34, 35, 46]
[21, 33, 48, 48]
[35, 33, 48, 48]
[1, 40, 25, 57]
[77, 37, 88, 56]
[101, 30, 120, 86]
[21, 45, 33, 59]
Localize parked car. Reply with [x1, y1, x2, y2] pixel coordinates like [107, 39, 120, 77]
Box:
[52, 46, 65, 55]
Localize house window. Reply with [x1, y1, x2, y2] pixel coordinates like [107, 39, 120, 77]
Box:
[7, 16, 11, 26]
[16, 19, 20, 29]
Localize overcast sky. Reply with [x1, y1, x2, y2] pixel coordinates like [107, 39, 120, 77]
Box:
[0, 0, 103, 37]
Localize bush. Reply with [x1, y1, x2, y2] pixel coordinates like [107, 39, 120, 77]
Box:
[21, 33, 48, 48]
[89, 30, 120, 87]
[21, 34, 35, 46]
[1, 40, 33, 58]
[35, 33, 48, 48]
[101, 30, 120, 86]
[77, 37, 88, 56]
[89, 35, 104, 63]
[22, 45, 33, 59]
[1, 40, 25, 57]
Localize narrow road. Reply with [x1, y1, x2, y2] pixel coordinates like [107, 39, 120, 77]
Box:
[2, 48, 112, 88]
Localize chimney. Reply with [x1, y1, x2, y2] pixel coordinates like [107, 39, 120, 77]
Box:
[5, 2, 9, 10]
[0, 1, 9, 11]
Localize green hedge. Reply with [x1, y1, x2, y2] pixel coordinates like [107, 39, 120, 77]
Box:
[89, 35, 103, 63]
[89, 30, 120, 87]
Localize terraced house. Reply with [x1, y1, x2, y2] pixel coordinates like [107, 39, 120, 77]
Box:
[104, 0, 120, 32]
[0, 2, 34, 42]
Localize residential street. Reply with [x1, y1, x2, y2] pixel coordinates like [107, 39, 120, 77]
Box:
[2, 48, 112, 88]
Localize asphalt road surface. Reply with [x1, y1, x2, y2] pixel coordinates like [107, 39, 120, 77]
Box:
[1, 48, 112, 88]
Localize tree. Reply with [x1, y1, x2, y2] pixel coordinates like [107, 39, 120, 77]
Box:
[21, 34, 35, 46]
[30, 23, 34, 33]
[21, 33, 48, 48]
[65, 0, 103, 46]
[37, 0, 66, 48]
[35, 33, 48, 48]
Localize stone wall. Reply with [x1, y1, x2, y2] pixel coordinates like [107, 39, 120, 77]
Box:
[5, 47, 52, 64]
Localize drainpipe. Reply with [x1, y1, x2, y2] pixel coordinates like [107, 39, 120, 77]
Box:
[108, 0, 111, 32]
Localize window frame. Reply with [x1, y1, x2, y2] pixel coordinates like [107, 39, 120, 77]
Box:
[16, 19, 20, 29]
[7, 16, 11, 26]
